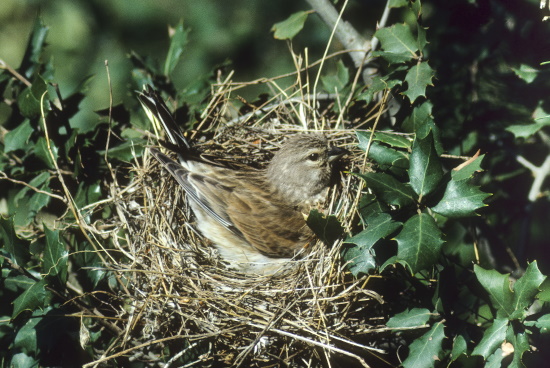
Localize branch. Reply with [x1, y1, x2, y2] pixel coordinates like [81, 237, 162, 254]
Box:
[305, 0, 379, 84]
[516, 154, 550, 202]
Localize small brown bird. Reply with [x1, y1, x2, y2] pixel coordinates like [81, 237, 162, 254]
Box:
[139, 87, 347, 275]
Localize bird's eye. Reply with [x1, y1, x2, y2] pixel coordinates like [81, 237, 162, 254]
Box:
[308, 153, 320, 161]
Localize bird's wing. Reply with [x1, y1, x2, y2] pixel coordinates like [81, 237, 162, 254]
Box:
[150, 149, 241, 235]
[225, 189, 313, 258]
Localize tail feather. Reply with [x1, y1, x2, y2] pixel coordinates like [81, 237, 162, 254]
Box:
[138, 85, 190, 163]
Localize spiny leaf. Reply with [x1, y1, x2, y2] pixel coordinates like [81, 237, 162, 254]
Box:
[43, 226, 68, 285]
[472, 318, 508, 359]
[451, 153, 485, 181]
[374, 23, 418, 63]
[386, 308, 431, 328]
[402, 320, 445, 368]
[474, 265, 515, 318]
[395, 213, 444, 273]
[355, 172, 416, 208]
[511, 261, 546, 319]
[402, 61, 434, 102]
[431, 179, 490, 218]
[409, 131, 443, 198]
[12, 279, 48, 319]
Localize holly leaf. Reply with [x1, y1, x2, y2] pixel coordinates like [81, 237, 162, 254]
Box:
[374, 23, 418, 63]
[343, 212, 401, 276]
[451, 152, 484, 181]
[474, 265, 515, 318]
[431, 179, 490, 218]
[402, 321, 445, 368]
[12, 279, 48, 319]
[402, 61, 434, 102]
[307, 209, 344, 245]
[395, 213, 444, 273]
[409, 131, 443, 198]
[472, 318, 508, 359]
[386, 308, 431, 328]
[43, 226, 68, 285]
[355, 172, 416, 208]
[510, 261, 546, 319]
[356, 76, 402, 104]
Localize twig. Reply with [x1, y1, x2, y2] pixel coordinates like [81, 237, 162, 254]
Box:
[260, 325, 371, 368]
[516, 154, 550, 202]
[0, 171, 66, 202]
[306, 0, 371, 71]
[0, 59, 32, 87]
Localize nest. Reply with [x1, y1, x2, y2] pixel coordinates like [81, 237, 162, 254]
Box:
[102, 78, 388, 367]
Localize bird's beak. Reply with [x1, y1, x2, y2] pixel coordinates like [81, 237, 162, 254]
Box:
[328, 146, 350, 162]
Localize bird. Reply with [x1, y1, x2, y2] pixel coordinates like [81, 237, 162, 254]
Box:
[138, 86, 347, 275]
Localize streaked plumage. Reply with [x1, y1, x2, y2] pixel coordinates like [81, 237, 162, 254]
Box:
[139, 86, 347, 274]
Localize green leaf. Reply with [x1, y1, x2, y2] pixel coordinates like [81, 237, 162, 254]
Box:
[394, 213, 444, 273]
[346, 212, 401, 248]
[450, 334, 468, 362]
[529, 314, 550, 334]
[373, 131, 412, 149]
[306, 209, 344, 245]
[271, 11, 309, 40]
[9, 353, 39, 368]
[343, 211, 401, 276]
[164, 21, 188, 76]
[402, 61, 434, 102]
[356, 76, 401, 104]
[42, 226, 68, 285]
[485, 348, 505, 368]
[474, 265, 515, 318]
[506, 106, 550, 138]
[451, 154, 485, 181]
[386, 308, 431, 328]
[12, 279, 47, 319]
[402, 321, 445, 368]
[100, 138, 146, 161]
[13, 314, 40, 353]
[355, 172, 416, 208]
[17, 75, 48, 118]
[389, 0, 408, 8]
[409, 131, 443, 197]
[342, 244, 376, 276]
[511, 64, 538, 83]
[33, 137, 58, 169]
[508, 326, 529, 368]
[431, 179, 490, 218]
[0, 216, 30, 265]
[366, 142, 409, 177]
[510, 261, 546, 319]
[417, 23, 428, 50]
[321, 60, 349, 94]
[19, 17, 49, 77]
[4, 120, 34, 153]
[374, 23, 418, 63]
[402, 101, 435, 138]
[472, 318, 508, 358]
[13, 172, 52, 218]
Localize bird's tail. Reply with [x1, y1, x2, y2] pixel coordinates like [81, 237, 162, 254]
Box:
[137, 85, 190, 163]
